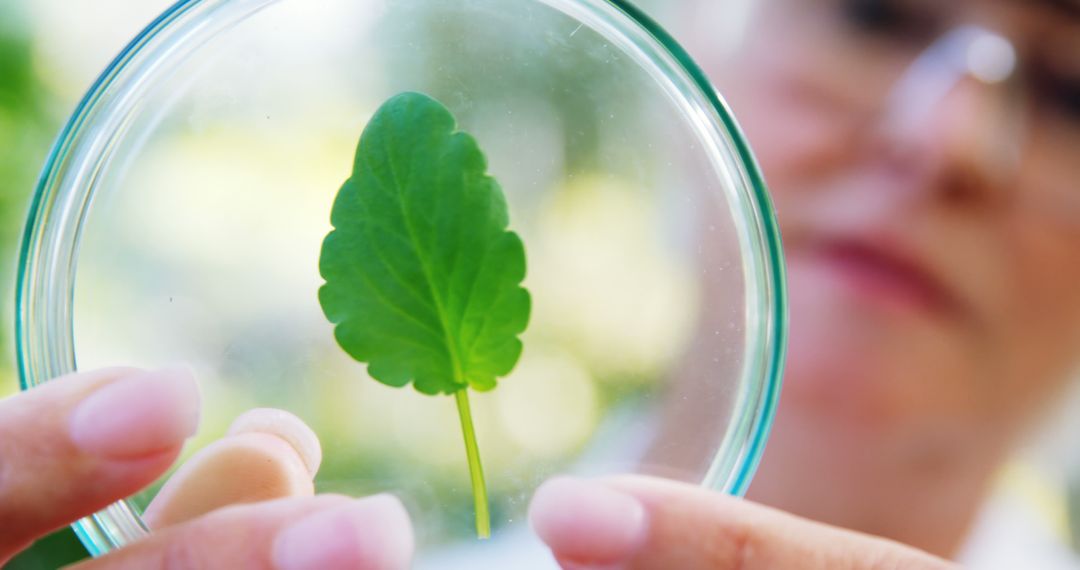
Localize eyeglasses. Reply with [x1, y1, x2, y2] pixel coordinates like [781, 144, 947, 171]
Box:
[759, 0, 1080, 226]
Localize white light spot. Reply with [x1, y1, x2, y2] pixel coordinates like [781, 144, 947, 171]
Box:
[966, 33, 1017, 84]
[495, 350, 598, 459]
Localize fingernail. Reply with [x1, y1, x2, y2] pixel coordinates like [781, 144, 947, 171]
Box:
[529, 477, 647, 567]
[272, 495, 413, 570]
[228, 408, 323, 477]
[69, 367, 200, 459]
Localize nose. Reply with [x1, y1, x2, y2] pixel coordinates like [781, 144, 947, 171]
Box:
[875, 26, 1023, 201]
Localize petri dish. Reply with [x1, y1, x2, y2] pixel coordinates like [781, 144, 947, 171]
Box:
[16, 0, 786, 565]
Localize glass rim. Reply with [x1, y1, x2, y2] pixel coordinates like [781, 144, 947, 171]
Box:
[16, 0, 788, 557]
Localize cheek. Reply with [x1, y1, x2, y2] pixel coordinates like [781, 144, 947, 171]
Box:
[783, 255, 982, 432]
[991, 221, 1080, 419]
[720, 60, 855, 192]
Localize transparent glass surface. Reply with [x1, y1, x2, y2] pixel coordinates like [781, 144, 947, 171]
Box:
[17, 0, 786, 565]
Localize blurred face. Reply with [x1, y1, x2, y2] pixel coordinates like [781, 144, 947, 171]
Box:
[703, 0, 1080, 467]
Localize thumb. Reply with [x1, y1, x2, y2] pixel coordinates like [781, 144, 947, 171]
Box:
[142, 408, 322, 528]
[528, 476, 957, 570]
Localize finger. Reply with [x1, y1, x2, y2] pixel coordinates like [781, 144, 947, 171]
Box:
[529, 476, 958, 570]
[227, 408, 322, 475]
[71, 494, 414, 570]
[143, 408, 323, 528]
[0, 367, 199, 561]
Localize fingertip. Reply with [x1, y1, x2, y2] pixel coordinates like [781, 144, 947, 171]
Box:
[529, 476, 647, 566]
[142, 431, 315, 529]
[68, 367, 200, 459]
[228, 408, 322, 477]
[272, 494, 414, 570]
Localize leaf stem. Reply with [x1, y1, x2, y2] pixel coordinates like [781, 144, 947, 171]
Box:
[454, 388, 491, 539]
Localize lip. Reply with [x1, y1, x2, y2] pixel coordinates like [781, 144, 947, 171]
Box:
[805, 238, 965, 319]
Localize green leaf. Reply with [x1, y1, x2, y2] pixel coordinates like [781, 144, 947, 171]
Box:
[320, 92, 530, 538]
[319, 92, 530, 396]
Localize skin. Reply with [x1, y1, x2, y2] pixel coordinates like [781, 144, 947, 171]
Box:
[0, 368, 414, 570]
[691, 0, 1080, 558]
[1, 368, 951, 569]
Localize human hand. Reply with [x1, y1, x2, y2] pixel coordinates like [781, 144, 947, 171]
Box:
[529, 476, 959, 569]
[0, 367, 413, 569]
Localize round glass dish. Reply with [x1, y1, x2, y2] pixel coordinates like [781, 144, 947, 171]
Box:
[17, 0, 786, 565]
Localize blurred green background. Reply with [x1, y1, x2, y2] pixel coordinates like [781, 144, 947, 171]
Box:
[1, 1, 83, 565]
[1, 2, 104, 565]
